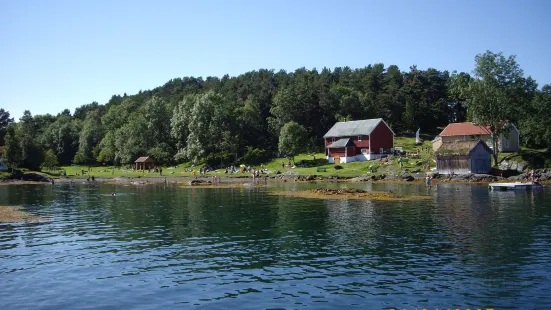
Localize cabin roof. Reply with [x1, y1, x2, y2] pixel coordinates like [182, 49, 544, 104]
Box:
[439, 122, 492, 137]
[435, 140, 492, 155]
[134, 156, 153, 163]
[323, 118, 394, 138]
[327, 138, 356, 148]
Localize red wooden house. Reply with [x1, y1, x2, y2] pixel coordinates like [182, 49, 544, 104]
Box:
[323, 118, 395, 164]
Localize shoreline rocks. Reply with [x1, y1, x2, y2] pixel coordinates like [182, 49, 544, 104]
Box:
[499, 159, 529, 173]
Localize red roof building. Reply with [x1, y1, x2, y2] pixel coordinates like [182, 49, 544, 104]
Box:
[439, 122, 492, 137]
[433, 122, 520, 153]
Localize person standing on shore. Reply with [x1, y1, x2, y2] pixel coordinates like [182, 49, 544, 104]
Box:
[425, 175, 432, 188]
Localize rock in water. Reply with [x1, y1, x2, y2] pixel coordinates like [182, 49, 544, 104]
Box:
[402, 175, 414, 182]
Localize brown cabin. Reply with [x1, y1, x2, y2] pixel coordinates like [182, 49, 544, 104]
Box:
[134, 156, 155, 170]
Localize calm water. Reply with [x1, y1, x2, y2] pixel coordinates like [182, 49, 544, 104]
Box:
[1, 182, 550, 309]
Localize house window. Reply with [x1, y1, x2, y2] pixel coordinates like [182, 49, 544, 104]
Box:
[332, 137, 336, 143]
[503, 139, 509, 148]
[358, 135, 362, 141]
[361, 148, 368, 154]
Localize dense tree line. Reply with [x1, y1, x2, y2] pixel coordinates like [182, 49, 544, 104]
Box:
[1, 51, 549, 170]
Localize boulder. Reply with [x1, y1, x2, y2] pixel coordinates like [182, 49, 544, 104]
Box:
[499, 159, 529, 173]
[189, 179, 210, 185]
[402, 175, 414, 182]
[539, 172, 551, 181]
[508, 171, 551, 181]
[470, 174, 505, 182]
[297, 175, 316, 181]
[507, 174, 527, 181]
[22, 173, 51, 182]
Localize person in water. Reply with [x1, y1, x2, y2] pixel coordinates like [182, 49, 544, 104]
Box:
[425, 175, 432, 188]
[111, 192, 117, 196]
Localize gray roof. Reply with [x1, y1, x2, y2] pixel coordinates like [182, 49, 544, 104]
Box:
[135, 156, 154, 163]
[323, 118, 394, 138]
[327, 138, 356, 148]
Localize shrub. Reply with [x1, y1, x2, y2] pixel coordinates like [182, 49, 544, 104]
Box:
[205, 152, 234, 167]
[241, 147, 269, 165]
[334, 165, 343, 170]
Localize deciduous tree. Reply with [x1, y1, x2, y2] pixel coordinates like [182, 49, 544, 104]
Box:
[278, 121, 307, 162]
[463, 51, 533, 165]
[41, 149, 59, 172]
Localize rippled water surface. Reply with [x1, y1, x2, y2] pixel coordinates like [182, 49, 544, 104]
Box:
[1, 182, 551, 309]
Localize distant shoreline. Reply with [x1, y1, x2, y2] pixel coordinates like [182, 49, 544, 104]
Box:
[1, 175, 549, 186]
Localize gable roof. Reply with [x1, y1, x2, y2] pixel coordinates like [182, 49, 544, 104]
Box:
[327, 138, 356, 148]
[134, 156, 153, 163]
[323, 118, 395, 138]
[435, 140, 493, 155]
[506, 122, 521, 135]
[439, 122, 492, 137]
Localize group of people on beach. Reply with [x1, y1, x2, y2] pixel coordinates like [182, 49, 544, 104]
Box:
[224, 165, 266, 175]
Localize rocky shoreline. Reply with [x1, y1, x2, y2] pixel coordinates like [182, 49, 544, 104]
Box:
[2, 169, 551, 185]
[351, 170, 551, 183]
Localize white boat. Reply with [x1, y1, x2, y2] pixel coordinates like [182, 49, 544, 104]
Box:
[488, 182, 543, 191]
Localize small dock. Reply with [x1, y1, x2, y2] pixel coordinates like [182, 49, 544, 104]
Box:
[489, 182, 543, 191]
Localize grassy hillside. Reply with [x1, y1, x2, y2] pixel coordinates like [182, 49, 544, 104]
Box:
[498, 147, 551, 168]
[5, 136, 549, 181]
[52, 136, 434, 179]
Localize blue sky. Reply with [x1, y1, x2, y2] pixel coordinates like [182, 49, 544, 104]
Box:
[1, 0, 550, 120]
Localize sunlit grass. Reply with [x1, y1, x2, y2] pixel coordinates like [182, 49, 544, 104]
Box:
[54, 136, 442, 179]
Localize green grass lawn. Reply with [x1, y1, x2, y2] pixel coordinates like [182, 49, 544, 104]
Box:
[6, 136, 548, 180]
[43, 136, 438, 179]
[394, 135, 433, 153]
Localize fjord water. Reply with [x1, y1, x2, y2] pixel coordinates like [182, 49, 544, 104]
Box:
[1, 182, 550, 310]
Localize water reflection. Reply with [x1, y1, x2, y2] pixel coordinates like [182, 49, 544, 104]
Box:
[0, 183, 550, 309]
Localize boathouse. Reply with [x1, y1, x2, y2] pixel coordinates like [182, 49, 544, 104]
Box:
[323, 118, 394, 163]
[435, 140, 492, 175]
[134, 156, 155, 170]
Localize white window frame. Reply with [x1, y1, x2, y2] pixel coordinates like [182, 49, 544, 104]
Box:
[361, 148, 368, 154]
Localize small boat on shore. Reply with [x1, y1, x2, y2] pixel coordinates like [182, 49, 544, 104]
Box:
[489, 182, 543, 191]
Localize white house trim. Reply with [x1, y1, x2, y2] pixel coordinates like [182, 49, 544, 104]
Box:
[368, 134, 371, 156]
[508, 122, 520, 134]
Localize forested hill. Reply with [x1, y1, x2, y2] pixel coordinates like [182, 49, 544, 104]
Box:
[1, 51, 550, 170]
